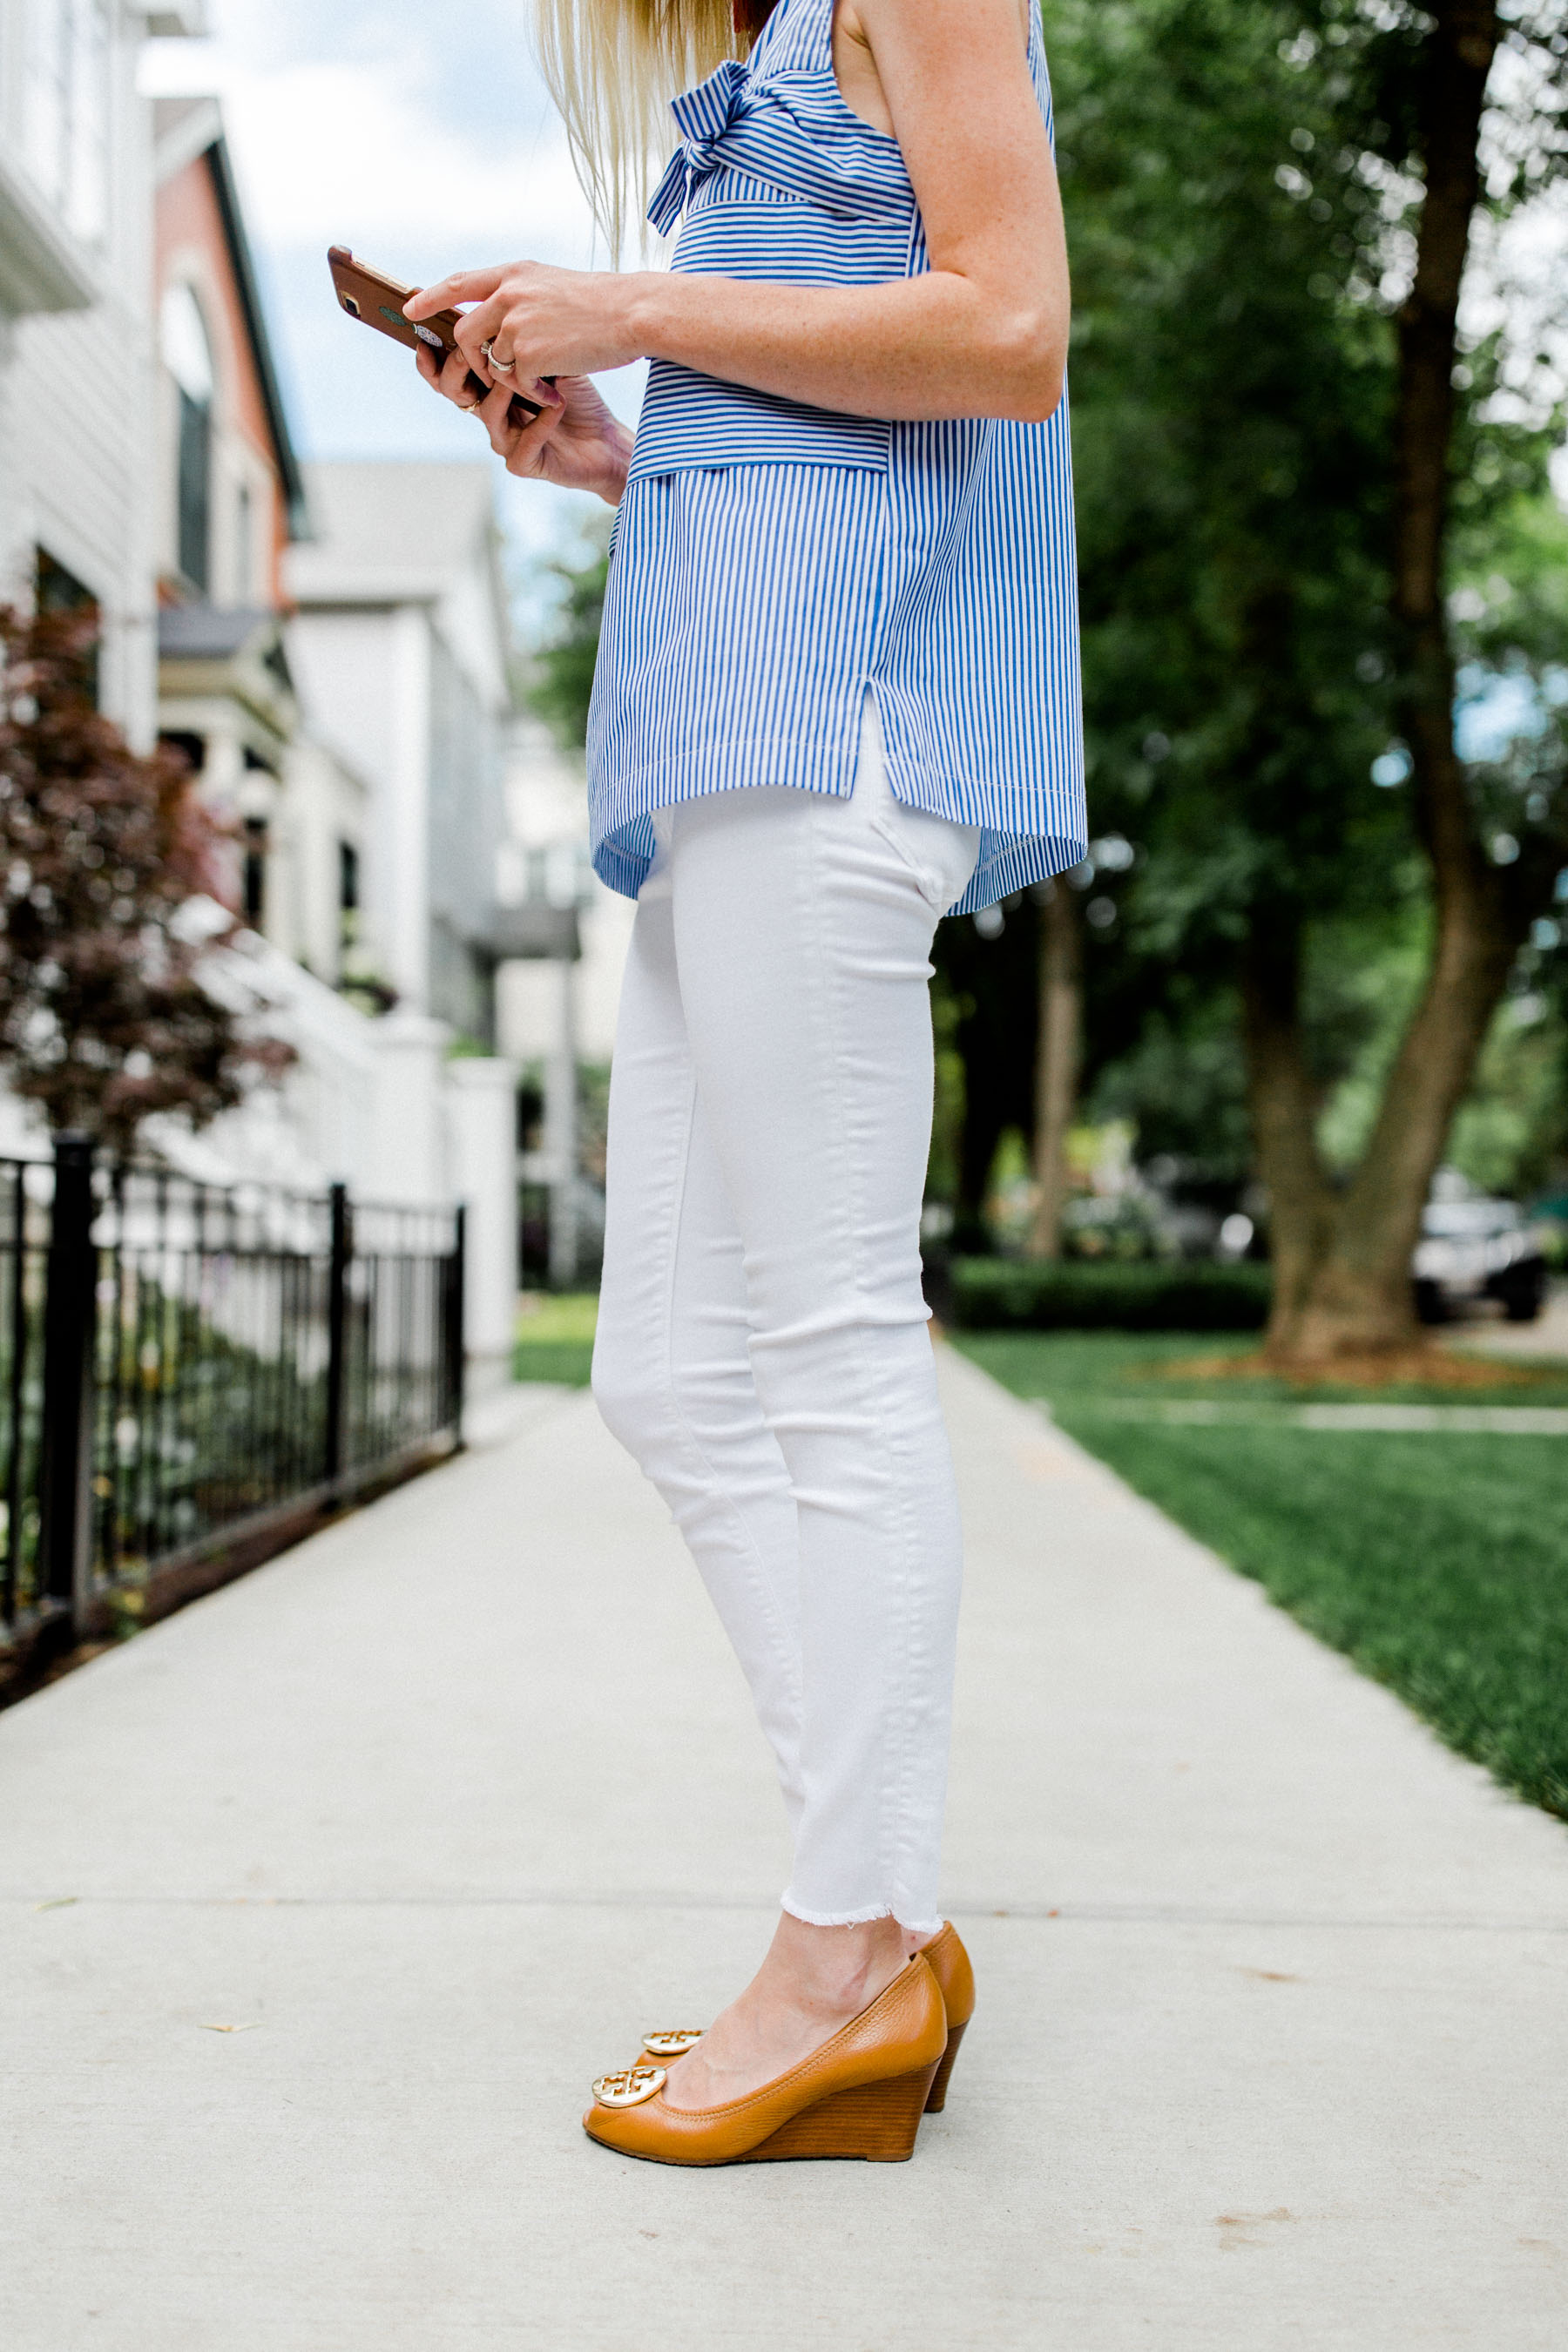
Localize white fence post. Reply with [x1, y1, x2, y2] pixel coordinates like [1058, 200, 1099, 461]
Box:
[446, 1057, 519, 1395]
[366, 1008, 452, 1204]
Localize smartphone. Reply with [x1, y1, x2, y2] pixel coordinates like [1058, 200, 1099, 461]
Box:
[327, 247, 544, 423]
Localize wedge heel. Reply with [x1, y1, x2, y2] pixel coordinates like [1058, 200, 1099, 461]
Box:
[918, 1923, 975, 2112]
[924, 2017, 967, 2113]
[740, 2061, 940, 2163]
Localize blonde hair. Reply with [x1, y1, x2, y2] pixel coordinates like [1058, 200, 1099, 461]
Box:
[533, 0, 752, 256]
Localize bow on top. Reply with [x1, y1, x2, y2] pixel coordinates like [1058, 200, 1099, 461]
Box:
[647, 59, 752, 234]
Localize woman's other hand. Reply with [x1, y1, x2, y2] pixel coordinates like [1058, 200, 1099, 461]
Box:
[412, 337, 633, 505]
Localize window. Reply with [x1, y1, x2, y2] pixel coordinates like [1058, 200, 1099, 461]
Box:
[338, 840, 361, 956]
[158, 730, 206, 775]
[22, 0, 110, 245]
[161, 284, 214, 595]
[242, 816, 267, 929]
[35, 545, 98, 705]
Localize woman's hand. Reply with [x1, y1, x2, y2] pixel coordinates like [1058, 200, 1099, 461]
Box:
[412, 336, 634, 505]
[408, 260, 641, 387]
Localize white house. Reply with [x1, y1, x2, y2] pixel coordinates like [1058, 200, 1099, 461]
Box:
[0, 0, 206, 740]
[283, 459, 539, 1353]
[284, 461, 515, 1041]
[496, 713, 633, 1283]
[0, 37, 524, 1376]
[497, 713, 634, 1069]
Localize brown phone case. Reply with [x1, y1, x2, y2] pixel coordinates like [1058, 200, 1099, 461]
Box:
[327, 247, 543, 423]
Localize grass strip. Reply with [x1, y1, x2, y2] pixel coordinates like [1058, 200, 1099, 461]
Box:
[953, 1327, 1568, 1408]
[513, 1292, 598, 1388]
[954, 1331, 1568, 1822]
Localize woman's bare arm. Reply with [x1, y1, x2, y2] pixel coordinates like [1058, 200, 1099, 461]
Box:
[624, 0, 1070, 422]
[409, 0, 1068, 447]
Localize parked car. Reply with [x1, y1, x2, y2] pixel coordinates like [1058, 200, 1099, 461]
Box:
[1412, 1195, 1550, 1323]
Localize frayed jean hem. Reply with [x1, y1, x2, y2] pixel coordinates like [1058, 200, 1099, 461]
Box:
[782, 1893, 945, 1938]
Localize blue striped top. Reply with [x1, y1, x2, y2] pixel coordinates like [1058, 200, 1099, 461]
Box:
[585, 0, 1086, 916]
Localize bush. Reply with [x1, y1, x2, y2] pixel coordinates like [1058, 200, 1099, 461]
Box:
[940, 1255, 1272, 1332]
[0, 604, 287, 1150]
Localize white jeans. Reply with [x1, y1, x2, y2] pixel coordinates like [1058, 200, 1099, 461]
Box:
[591, 700, 981, 1934]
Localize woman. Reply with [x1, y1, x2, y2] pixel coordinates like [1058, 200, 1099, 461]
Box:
[409, 0, 1084, 2166]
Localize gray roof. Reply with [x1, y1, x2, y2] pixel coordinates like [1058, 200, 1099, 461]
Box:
[285, 463, 497, 606]
[158, 604, 276, 661]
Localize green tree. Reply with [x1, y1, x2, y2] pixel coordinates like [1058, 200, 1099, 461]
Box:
[1052, 0, 1568, 1362]
[528, 537, 610, 749]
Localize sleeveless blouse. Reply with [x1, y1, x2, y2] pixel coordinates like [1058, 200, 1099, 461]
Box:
[585, 0, 1086, 916]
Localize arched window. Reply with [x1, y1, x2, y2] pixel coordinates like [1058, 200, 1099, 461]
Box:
[161, 283, 215, 595]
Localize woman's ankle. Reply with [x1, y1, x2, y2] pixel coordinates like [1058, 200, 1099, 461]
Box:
[763, 1911, 907, 2015]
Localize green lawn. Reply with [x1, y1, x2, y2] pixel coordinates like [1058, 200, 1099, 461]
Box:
[953, 1331, 1568, 1821]
[512, 1292, 598, 1388]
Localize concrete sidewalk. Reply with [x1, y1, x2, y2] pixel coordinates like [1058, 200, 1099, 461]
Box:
[2, 1349, 1565, 2350]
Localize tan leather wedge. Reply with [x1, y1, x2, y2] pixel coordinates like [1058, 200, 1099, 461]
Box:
[917, 1921, 976, 2112]
[584, 1954, 946, 2166]
[632, 1922, 977, 2116]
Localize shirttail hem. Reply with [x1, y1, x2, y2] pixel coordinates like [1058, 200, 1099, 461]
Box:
[593, 810, 1089, 919]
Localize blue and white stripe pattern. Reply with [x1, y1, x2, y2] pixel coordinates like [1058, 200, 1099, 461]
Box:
[587, 0, 1086, 915]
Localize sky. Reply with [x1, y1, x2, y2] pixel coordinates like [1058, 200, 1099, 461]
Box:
[140, 0, 643, 635]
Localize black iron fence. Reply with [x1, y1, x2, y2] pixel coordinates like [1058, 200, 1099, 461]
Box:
[1, 1135, 464, 1689]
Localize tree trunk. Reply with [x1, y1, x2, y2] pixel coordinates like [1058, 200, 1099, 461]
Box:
[1269, 0, 1515, 1363]
[1243, 910, 1335, 1357]
[1028, 881, 1082, 1258]
[1290, 888, 1517, 1356]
